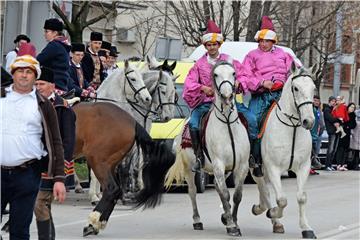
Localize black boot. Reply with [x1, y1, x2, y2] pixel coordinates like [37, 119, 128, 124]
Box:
[250, 139, 263, 177]
[37, 219, 55, 240]
[190, 130, 204, 173]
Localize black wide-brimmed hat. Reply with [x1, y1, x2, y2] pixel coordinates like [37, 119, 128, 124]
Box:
[71, 43, 85, 52]
[101, 41, 111, 51]
[110, 46, 119, 57]
[38, 66, 54, 83]
[44, 18, 64, 31]
[14, 34, 30, 44]
[90, 32, 103, 41]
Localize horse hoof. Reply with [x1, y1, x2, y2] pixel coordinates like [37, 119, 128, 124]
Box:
[226, 227, 241, 236]
[221, 214, 228, 226]
[83, 224, 99, 236]
[193, 222, 203, 230]
[273, 223, 285, 234]
[266, 209, 273, 219]
[75, 188, 84, 194]
[302, 230, 317, 239]
[251, 204, 263, 216]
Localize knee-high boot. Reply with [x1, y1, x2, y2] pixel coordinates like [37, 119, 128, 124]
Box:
[190, 129, 204, 172]
[250, 139, 263, 177]
[37, 219, 55, 240]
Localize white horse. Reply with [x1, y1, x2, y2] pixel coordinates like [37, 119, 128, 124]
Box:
[253, 63, 318, 239]
[165, 61, 250, 236]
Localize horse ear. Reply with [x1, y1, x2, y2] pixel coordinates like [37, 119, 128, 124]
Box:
[163, 59, 168, 68]
[170, 61, 177, 71]
[125, 60, 129, 69]
[290, 61, 297, 74]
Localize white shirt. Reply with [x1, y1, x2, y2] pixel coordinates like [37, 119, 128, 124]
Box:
[5, 50, 17, 73]
[0, 86, 47, 166]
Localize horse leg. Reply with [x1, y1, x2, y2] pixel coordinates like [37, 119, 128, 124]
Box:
[295, 165, 317, 239]
[84, 171, 122, 236]
[213, 165, 240, 236]
[231, 167, 248, 236]
[251, 174, 285, 234]
[74, 172, 84, 193]
[265, 167, 287, 220]
[183, 158, 203, 231]
[89, 170, 101, 205]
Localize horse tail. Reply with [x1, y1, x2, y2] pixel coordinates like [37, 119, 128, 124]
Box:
[164, 140, 187, 189]
[133, 122, 175, 209]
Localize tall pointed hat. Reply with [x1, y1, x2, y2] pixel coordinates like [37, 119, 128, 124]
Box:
[202, 20, 224, 44]
[254, 16, 277, 43]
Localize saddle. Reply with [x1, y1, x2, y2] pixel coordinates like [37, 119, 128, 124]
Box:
[180, 111, 249, 149]
[257, 101, 277, 139]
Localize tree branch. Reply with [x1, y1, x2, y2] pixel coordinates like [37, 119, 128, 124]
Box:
[52, 2, 71, 29]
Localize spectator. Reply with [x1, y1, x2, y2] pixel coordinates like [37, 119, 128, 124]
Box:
[106, 46, 119, 76]
[310, 95, 323, 171]
[34, 67, 76, 239]
[334, 102, 356, 171]
[37, 18, 71, 93]
[82, 31, 105, 89]
[349, 107, 360, 170]
[323, 96, 342, 171]
[332, 96, 348, 138]
[1, 55, 66, 240]
[5, 34, 30, 73]
[68, 43, 96, 99]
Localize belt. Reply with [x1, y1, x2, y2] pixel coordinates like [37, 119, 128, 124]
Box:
[1, 159, 38, 170]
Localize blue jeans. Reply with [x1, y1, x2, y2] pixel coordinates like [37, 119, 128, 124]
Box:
[248, 91, 281, 136]
[189, 103, 212, 130]
[236, 102, 258, 140]
[1, 162, 41, 240]
[189, 102, 258, 140]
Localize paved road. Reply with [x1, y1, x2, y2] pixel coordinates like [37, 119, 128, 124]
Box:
[2, 170, 359, 239]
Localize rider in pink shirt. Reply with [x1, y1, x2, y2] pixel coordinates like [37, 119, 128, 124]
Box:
[241, 16, 297, 177]
[183, 20, 257, 172]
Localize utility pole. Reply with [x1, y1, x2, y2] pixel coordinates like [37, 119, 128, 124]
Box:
[333, 6, 343, 97]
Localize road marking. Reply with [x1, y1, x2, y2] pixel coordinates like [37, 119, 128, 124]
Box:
[317, 222, 360, 239]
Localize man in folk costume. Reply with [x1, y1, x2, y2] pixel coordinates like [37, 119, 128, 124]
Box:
[68, 43, 96, 99]
[242, 16, 298, 176]
[34, 66, 76, 240]
[183, 20, 257, 172]
[37, 18, 71, 94]
[82, 32, 105, 90]
[5, 34, 31, 73]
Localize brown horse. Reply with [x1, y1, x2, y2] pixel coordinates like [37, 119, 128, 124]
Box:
[72, 101, 175, 236]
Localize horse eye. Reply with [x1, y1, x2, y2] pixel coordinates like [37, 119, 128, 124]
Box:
[294, 87, 299, 92]
[130, 78, 136, 82]
[214, 74, 218, 78]
[161, 91, 166, 95]
[232, 72, 235, 76]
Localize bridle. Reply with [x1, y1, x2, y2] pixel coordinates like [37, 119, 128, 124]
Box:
[207, 61, 239, 172]
[274, 73, 314, 128]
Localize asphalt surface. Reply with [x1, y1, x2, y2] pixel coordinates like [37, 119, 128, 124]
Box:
[1, 170, 359, 239]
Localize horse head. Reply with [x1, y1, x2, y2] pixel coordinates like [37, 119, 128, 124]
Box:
[143, 69, 176, 122]
[124, 60, 152, 105]
[146, 55, 177, 77]
[283, 62, 317, 129]
[212, 61, 236, 109]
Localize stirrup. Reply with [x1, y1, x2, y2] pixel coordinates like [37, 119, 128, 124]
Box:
[191, 159, 202, 173]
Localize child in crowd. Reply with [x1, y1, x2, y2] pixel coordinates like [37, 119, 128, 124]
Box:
[332, 96, 348, 138]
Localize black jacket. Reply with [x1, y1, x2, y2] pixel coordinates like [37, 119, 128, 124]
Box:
[37, 40, 71, 91]
[68, 61, 90, 97]
[81, 47, 105, 84]
[323, 104, 341, 135]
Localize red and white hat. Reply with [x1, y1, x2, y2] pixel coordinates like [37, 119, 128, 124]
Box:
[202, 20, 224, 44]
[254, 16, 277, 43]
